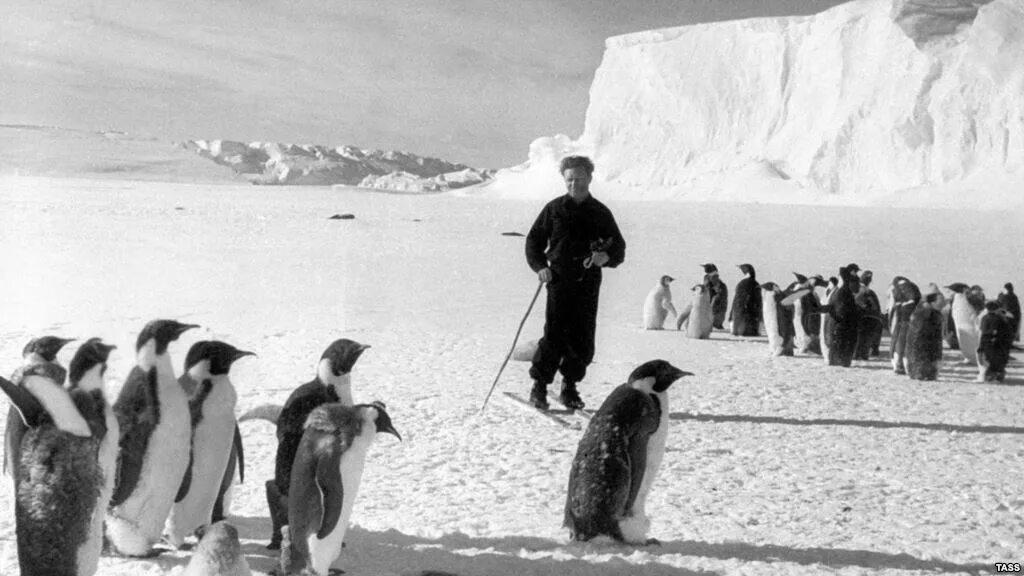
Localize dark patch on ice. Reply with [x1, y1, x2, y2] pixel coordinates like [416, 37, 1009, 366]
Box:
[329, 213, 356, 220]
[501, 231, 524, 237]
[175, 206, 185, 211]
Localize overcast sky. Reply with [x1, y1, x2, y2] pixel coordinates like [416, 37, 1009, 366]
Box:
[2, 0, 847, 168]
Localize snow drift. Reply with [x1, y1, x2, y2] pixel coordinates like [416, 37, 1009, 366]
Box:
[482, 0, 1024, 205]
[183, 139, 492, 191]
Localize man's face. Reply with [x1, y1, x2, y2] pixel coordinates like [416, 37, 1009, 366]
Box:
[562, 167, 592, 201]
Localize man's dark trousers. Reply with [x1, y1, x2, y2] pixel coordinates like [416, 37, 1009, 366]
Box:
[530, 272, 601, 385]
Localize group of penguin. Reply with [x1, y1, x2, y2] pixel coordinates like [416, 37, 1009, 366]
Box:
[643, 263, 1021, 381]
[0, 321, 399, 576]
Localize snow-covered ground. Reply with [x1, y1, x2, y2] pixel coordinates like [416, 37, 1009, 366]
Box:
[1, 175, 1022, 575]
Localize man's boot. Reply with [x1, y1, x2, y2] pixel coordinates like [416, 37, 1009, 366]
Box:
[560, 380, 585, 410]
[529, 381, 549, 410]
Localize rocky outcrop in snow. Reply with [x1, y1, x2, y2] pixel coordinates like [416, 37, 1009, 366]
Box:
[485, 0, 1024, 204]
[181, 140, 491, 191]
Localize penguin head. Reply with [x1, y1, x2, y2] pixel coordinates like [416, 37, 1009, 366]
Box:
[810, 275, 827, 288]
[691, 283, 707, 294]
[22, 336, 76, 362]
[135, 319, 200, 354]
[192, 521, 244, 569]
[1005, 282, 1015, 294]
[984, 301, 1001, 313]
[68, 338, 117, 389]
[828, 277, 839, 289]
[792, 272, 808, 285]
[660, 275, 675, 286]
[845, 263, 861, 276]
[367, 400, 401, 441]
[184, 340, 256, 376]
[701, 263, 718, 275]
[627, 360, 693, 393]
[944, 282, 969, 294]
[759, 282, 780, 293]
[860, 270, 873, 286]
[737, 264, 755, 278]
[321, 339, 371, 377]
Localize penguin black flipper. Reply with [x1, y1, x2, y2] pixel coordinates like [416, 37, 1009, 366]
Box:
[623, 395, 660, 515]
[176, 450, 194, 503]
[211, 425, 244, 523]
[314, 447, 344, 540]
[111, 366, 161, 507]
[233, 424, 244, 483]
[0, 374, 47, 427]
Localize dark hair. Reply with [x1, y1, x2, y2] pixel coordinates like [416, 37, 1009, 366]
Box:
[559, 155, 594, 176]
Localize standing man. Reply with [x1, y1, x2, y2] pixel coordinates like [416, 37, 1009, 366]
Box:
[525, 156, 626, 411]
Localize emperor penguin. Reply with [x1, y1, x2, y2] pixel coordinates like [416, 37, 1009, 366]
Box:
[905, 293, 945, 380]
[66, 338, 120, 573]
[792, 273, 826, 355]
[564, 360, 692, 544]
[977, 301, 1015, 382]
[0, 362, 110, 576]
[280, 401, 401, 576]
[5, 335, 75, 486]
[888, 276, 922, 374]
[701, 263, 728, 329]
[729, 264, 761, 336]
[997, 283, 1021, 343]
[167, 340, 256, 548]
[179, 342, 248, 524]
[182, 521, 252, 576]
[107, 318, 199, 557]
[853, 270, 884, 360]
[675, 283, 714, 339]
[823, 265, 862, 367]
[642, 275, 677, 330]
[947, 283, 986, 365]
[264, 338, 370, 549]
[760, 282, 796, 357]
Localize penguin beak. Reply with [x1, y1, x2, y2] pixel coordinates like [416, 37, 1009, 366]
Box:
[381, 424, 401, 442]
[176, 323, 201, 336]
[232, 350, 257, 362]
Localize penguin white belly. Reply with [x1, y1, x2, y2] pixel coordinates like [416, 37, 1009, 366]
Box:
[79, 405, 119, 575]
[642, 290, 667, 330]
[166, 414, 235, 545]
[793, 299, 809, 349]
[952, 300, 980, 364]
[685, 293, 713, 339]
[310, 434, 372, 575]
[108, 373, 191, 553]
[619, 393, 669, 543]
[763, 293, 782, 356]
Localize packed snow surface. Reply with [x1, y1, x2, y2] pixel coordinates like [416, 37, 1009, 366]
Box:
[1, 175, 1021, 575]
[487, 0, 1024, 205]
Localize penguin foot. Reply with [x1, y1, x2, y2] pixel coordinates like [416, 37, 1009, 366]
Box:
[644, 537, 662, 546]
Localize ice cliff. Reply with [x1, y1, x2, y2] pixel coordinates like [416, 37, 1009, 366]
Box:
[182, 140, 492, 191]
[483, 0, 1024, 204]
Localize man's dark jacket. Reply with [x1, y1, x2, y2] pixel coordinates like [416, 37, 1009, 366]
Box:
[525, 194, 625, 279]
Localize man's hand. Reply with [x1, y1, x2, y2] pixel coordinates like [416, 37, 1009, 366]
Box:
[590, 251, 610, 267]
[538, 268, 553, 283]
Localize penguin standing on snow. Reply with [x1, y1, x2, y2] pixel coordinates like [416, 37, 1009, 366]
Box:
[997, 283, 1021, 344]
[854, 270, 884, 360]
[760, 282, 797, 357]
[280, 401, 400, 576]
[0, 362, 110, 576]
[729, 264, 762, 336]
[888, 276, 922, 374]
[107, 319, 199, 557]
[183, 521, 252, 576]
[4, 335, 75, 486]
[823, 264, 862, 367]
[263, 338, 370, 549]
[702, 264, 728, 329]
[905, 292, 946, 381]
[564, 360, 692, 544]
[642, 275, 677, 330]
[66, 338, 121, 572]
[947, 283, 986, 365]
[675, 283, 714, 339]
[977, 301, 1015, 382]
[167, 340, 256, 547]
[792, 273, 826, 355]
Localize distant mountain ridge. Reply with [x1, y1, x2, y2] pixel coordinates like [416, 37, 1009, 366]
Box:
[182, 139, 493, 191]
